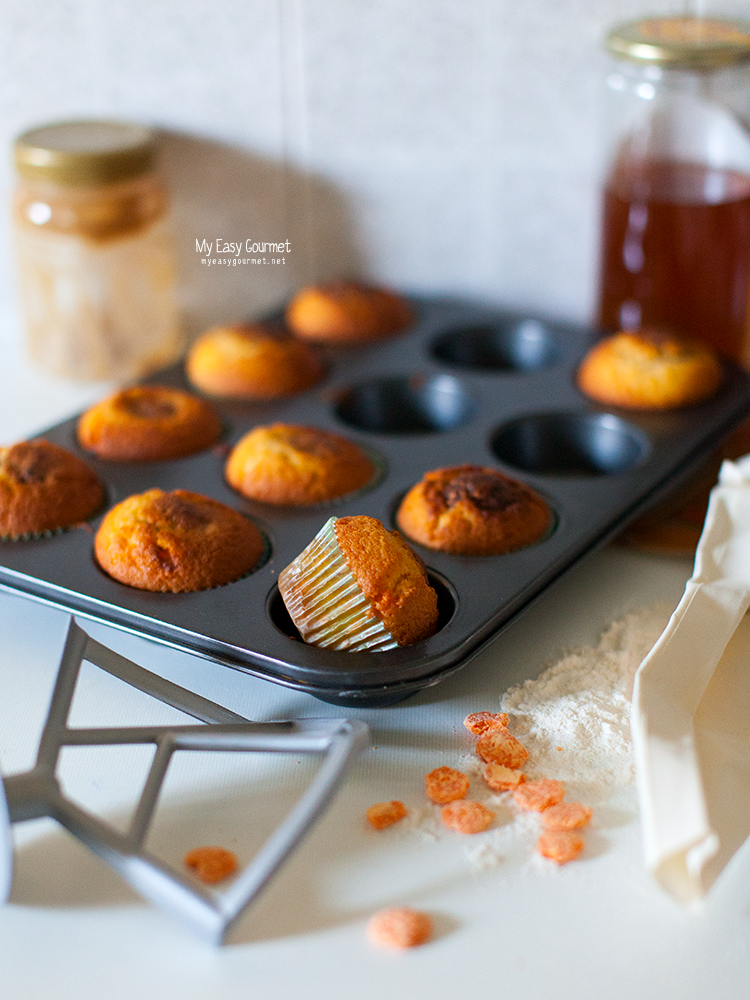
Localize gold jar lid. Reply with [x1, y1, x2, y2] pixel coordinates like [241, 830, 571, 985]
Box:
[606, 16, 750, 69]
[14, 120, 158, 186]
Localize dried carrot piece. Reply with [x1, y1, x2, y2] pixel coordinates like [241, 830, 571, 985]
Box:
[425, 765, 470, 804]
[440, 799, 495, 834]
[541, 801, 592, 831]
[475, 728, 528, 769]
[513, 778, 565, 812]
[536, 830, 584, 865]
[366, 800, 407, 830]
[482, 762, 526, 792]
[184, 845, 238, 884]
[367, 907, 433, 949]
[463, 712, 509, 737]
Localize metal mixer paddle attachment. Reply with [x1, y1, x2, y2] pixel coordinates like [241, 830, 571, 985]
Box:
[0, 618, 369, 943]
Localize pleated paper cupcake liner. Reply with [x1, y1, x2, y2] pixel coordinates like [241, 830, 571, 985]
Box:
[0, 526, 66, 543]
[278, 517, 398, 651]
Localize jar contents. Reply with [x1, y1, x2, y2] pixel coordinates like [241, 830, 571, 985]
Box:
[597, 159, 750, 359]
[595, 17, 750, 362]
[12, 120, 182, 382]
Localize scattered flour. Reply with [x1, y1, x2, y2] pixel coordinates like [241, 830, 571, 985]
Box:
[498, 603, 672, 803]
[407, 604, 673, 870]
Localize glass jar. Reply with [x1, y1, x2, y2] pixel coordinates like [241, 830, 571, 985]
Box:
[13, 119, 182, 381]
[595, 17, 750, 363]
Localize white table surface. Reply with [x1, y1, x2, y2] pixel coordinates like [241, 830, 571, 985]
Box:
[2, 340, 750, 1000]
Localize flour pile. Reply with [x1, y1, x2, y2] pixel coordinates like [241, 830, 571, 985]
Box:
[497, 604, 672, 802]
[407, 604, 673, 869]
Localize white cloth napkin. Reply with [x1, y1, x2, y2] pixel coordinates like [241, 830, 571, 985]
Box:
[632, 454, 750, 903]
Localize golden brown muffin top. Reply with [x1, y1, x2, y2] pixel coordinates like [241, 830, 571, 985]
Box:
[145, 490, 212, 530]
[103, 488, 238, 540]
[1, 440, 59, 485]
[0, 439, 105, 536]
[243, 423, 344, 458]
[285, 281, 413, 342]
[396, 465, 551, 556]
[333, 515, 438, 646]
[602, 330, 712, 363]
[239, 422, 370, 466]
[95, 488, 264, 592]
[77, 385, 222, 461]
[577, 329, 723, 410]
[420, 465, 538, 517]
[117, 392, 175, 419]
[186, 322, 325, 398]
[0, 439, 98, 491]
[225, 423, 375, 506]
[194, 323, 286, 359]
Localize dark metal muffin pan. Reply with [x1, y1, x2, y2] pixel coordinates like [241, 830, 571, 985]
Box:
[2, 296, 750, 707]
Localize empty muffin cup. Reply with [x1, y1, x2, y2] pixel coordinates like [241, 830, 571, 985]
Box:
[431, 318, 560, 372]
[335, 374, 476, 435]
[491, 412, 649, 476]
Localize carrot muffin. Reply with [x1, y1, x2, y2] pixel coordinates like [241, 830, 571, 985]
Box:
[278, 515, 439, 650]
[225, 423, 376, 506]
[77, 385, 222, 461]
[95, 488, 264, 592]
[396, 464, 551, 556]
[185, 322, 325, 399]
[285, 281, 413, 344]
[576, 330, 723, 410]
[0, 439, 105, 539]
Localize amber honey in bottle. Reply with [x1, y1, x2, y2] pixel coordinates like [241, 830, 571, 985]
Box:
[596, 17, 750, 362]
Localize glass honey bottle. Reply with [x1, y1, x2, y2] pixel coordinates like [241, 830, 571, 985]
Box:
[595, 17, 750, 363]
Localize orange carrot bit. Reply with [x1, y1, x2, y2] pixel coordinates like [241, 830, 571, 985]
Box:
[440, 799, 495, 834]
[463, 711, 509, 737]
[541, 801, 593, 831]
[483, 762, 526, 792]
[184, 845, 238, 884]
[536, 830, 584, 865]
[367, 906, 433, 949]
[475, 728, 528, 769]
[424, 766, 470, 804]
[366, 800, 408, 830]
[513, 778, 565, 812]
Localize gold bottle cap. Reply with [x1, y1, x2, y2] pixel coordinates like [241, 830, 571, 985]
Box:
[606, 16, 750, 69]
[14, 119, 158, 186]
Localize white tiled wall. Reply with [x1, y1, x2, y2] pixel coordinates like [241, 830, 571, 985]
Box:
[1, 0, 748, 350]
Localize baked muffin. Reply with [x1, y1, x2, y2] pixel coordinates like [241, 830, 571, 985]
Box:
[185, 322, 325, 399]
[77, 385, 222, 461]
[0, 439, 105, 539]
[285, 281, 413, 344]
[225, 423, 376, 506]
[278, 515, 439, 650]
[95, 488, 264, 592]
[576, 330, 723, 410]
[396, 465, 551, 556]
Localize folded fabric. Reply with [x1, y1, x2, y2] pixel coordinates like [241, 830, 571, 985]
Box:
[632, 454, 750, 903]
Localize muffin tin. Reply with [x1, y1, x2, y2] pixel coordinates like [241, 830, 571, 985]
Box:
[2, 296, 750, 707]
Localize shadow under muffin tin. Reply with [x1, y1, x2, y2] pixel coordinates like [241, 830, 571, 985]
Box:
[2, 296, 750, 707]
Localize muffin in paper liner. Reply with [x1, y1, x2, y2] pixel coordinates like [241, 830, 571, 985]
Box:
[225, 424, 384, 509]
[0, 439, 106, 541]
[278, 517, 399, 651]
[94, 488, 266, 593]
